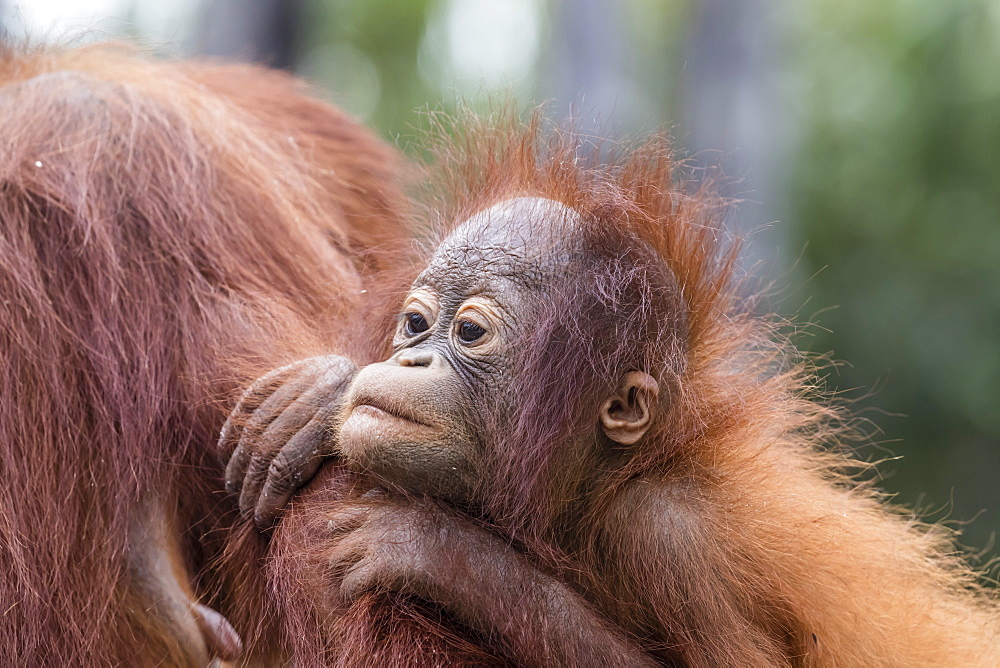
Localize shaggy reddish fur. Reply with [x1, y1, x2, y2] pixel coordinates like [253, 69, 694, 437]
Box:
[267, 111, 1000, 665]
[0, 43, 462, 664]
[267, 466, 510, 666]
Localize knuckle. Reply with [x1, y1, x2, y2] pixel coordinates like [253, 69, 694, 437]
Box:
[267, 451, 291, 476]
[237, 433, 264, 460]
[266, 453, 293, 487]
[247, 451, 268, 474]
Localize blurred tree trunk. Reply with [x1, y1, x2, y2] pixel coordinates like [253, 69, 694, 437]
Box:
[195, 0, 302, 70]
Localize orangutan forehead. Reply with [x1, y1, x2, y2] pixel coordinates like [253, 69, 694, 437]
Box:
[447, 197, 583, 252]
[420, 197, 584, 286]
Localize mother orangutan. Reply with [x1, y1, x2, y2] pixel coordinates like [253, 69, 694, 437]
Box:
[0, 43, 477, 665]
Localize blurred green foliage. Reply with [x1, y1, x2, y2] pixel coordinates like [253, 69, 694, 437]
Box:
[784, 0, 1000, 554]
[300, 0, 434, 141]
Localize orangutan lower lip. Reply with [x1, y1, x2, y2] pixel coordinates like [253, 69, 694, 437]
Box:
[351, 401, 436, 429]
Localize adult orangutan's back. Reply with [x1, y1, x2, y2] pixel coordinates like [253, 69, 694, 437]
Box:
[0, 44, 436, 664]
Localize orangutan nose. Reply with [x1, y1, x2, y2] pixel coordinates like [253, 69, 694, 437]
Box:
[393, 349, 438, 368]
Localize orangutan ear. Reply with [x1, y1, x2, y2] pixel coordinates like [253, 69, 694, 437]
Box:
[599, 371, 659, 445]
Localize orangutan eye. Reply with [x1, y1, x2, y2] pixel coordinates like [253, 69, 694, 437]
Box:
[404, 312, 429, 336]
[456, 320, 486, 344]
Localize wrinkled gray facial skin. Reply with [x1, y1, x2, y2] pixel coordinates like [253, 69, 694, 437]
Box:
[338, 198, 582, 503]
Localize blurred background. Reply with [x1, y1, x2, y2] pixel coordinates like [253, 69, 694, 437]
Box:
[2, 0, 998, 562]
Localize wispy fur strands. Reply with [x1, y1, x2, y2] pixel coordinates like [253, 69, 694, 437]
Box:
[0, 44, 410, 664]
[408, 109, 1000, 664]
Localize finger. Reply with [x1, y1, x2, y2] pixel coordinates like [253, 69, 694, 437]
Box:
[219, 356, 352, 461]
[254, 407, 341, 526]
[191, 603, 243, 662]
[328, 526, 372, 590]
[236, 355, 352, 457]
[326, 505, 371, 535]
[240, 363, 333, 441]
[227, 365, 331, 501]
[217, 359, 308, 461]
[224, 443, 250, 496]
[339, 560, 378, 602]
[239, 366, 352, 517]
[337, 527, 407, 602]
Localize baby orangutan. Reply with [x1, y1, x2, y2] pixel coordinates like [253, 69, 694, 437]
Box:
[222, 197, 659, 665]
[223, 166, 1000, 664]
